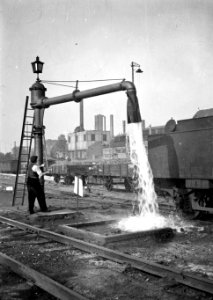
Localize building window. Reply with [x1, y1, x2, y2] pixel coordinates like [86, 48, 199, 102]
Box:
[91, 134, 95, 141]
[82, 151, 86, 159]
[103, 134, 107, 141]
[84, 134, 86, 141]
[75, 135, 78, 142]
[68, 136, 71, 143]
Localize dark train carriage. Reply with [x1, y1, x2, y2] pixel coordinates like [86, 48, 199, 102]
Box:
[148, 116, 213, 216]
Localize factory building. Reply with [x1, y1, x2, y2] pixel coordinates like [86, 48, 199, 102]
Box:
[67, 112, 113, 161]
[103, 134, 127, 160]
[67, 100, 165, 161]
[67, 129, 111, 160]
[103, 121, 165, 160]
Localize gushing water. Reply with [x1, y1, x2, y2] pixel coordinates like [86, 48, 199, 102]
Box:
[118, 122, 178, 232]
[127, 122, 158, 216]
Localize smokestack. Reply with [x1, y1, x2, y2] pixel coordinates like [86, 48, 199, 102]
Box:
[80, 100, 84, 130]
[142, 119, 145, 130]
[149, 125, 152, 135]
[122, 120, 126, 134]
[104, 116, 106, 131]
[95, 115, 97, 130]
[110, 114, 114, 137]
[95, 114, 105, 131]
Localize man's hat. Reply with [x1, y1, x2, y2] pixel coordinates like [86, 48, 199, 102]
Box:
[30, 155, 38, 163]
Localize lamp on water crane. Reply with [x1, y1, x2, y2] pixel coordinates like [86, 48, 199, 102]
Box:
[31, 56, 44, 81]
[131, 61, 143, 83]
[30, 57, 46, 177]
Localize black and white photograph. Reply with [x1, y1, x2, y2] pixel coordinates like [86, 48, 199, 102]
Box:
[0, 0, 213, 299]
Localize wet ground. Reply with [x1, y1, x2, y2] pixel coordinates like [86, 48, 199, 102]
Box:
[0, 174, 213, 299]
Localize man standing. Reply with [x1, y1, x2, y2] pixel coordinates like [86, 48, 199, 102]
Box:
[27, 155, 48, 214]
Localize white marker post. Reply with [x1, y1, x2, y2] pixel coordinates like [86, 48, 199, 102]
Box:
[74, 176, 84, 212]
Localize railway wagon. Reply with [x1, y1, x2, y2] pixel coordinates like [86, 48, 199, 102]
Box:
[51, 160, 134, 191]
[50, 162, 91, 185]
[88, 162, 133, 191]
[148, 115, 213, 217]
[0, 160, 18, 174]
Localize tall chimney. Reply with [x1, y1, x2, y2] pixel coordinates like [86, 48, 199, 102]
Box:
[104, 116, 106, 131]
[110, 114, 114, 138]
[122, 120, 126, 134]
[95, 115, 97, 130]
[95, 114, 105, 131]
[80, 100, 84, 130]
[142, 119, 145, 130]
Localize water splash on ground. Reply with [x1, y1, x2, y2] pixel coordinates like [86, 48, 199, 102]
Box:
[117, 122, 191, 232]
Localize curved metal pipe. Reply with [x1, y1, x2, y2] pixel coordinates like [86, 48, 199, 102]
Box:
[32, 80, 141, 124]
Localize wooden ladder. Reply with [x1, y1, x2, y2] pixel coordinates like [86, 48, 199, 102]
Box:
[12, 96, 35, 206]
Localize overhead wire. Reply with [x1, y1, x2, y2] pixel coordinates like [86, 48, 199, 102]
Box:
[41, 78, 125, 89]
[42, 78, 125, 83]
[41, 81, 76, 88]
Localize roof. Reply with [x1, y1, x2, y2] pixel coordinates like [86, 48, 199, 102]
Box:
[193, 108, 213, 118]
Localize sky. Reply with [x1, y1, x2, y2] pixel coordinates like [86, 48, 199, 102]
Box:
[0, 0, 213, 153]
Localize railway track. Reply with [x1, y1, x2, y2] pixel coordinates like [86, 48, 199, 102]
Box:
[0, 215, 213, 300]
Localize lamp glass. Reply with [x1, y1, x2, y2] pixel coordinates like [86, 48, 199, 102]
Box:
[31, 57, 44, 74]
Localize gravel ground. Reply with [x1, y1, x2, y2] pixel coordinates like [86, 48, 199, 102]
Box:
[0, 174, 213, 299]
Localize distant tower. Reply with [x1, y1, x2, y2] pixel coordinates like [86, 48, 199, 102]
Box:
[80, 101, 84, 131]
[95, 114, 105, 131]
[110, 114, 114, 138]
[122, 120, 126, 134]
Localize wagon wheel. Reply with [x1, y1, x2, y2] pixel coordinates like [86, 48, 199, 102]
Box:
[54, 174, 60, 183]
[181, 194, 201, 220]
[64, 175, 74, 185]
[105, 177, 113, 191]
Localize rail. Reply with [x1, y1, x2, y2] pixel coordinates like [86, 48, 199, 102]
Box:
[0, 252, 87, 300]
[0, 216, 212, 295]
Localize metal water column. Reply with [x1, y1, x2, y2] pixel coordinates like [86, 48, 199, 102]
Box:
[29, 80, 47, 186]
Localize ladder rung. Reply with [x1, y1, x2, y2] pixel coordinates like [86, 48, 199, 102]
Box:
[13, 97, 33, 207]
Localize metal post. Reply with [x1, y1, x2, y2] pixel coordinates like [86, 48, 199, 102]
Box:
[131, 61, 143, 84]
[29, 81, 47, 188]
[131, 62, 135, 83]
